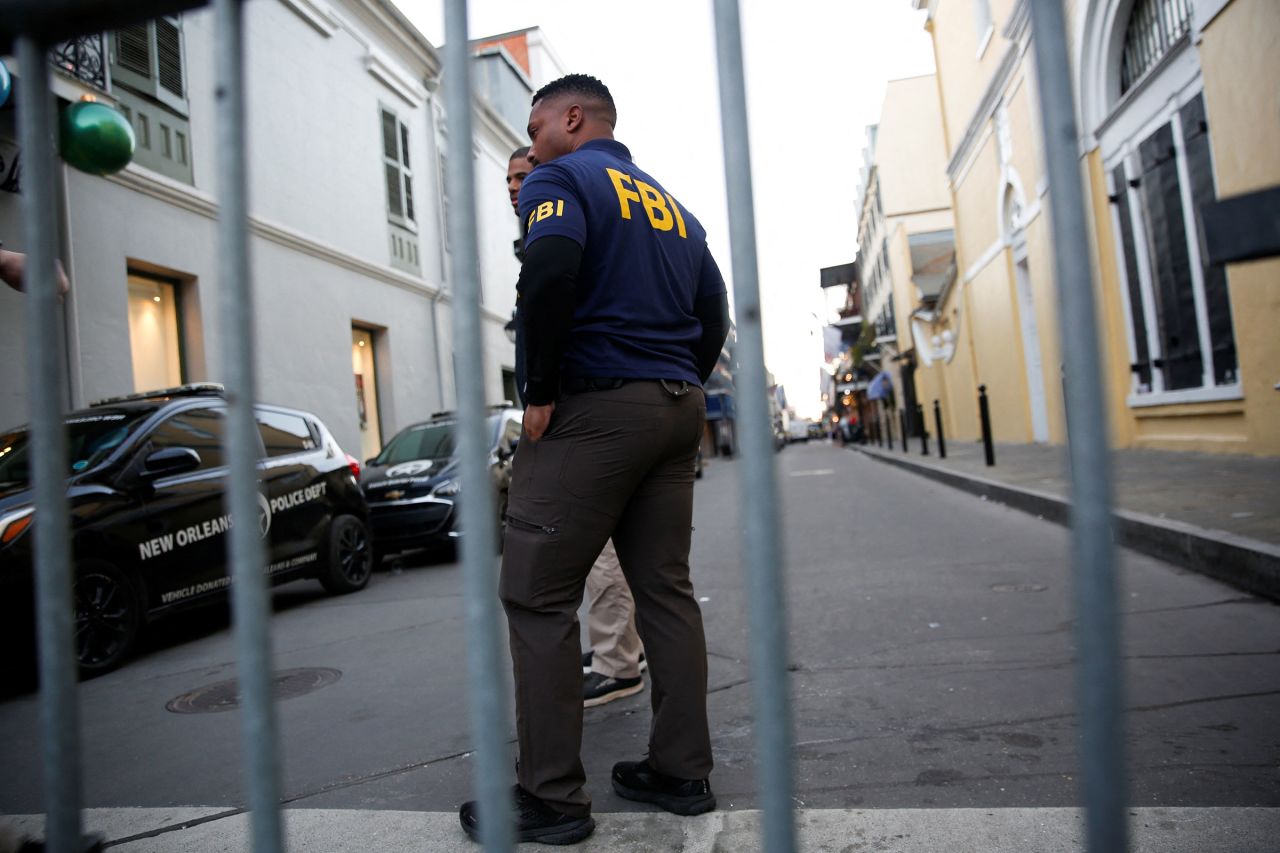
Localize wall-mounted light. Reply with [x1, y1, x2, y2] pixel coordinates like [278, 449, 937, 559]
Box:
[153, 296, 161, 303]
[358, 340, 366, 347]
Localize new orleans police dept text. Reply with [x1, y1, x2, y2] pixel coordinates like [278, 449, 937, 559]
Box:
[138, 482, 327, 561]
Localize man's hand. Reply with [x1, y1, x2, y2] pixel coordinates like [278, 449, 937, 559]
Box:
[0, 249, 71, 298]
[523, 402, 556, 442]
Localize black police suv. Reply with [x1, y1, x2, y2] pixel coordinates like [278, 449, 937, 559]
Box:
[0, 384, 372, 677]
[360, 405, 522, 562]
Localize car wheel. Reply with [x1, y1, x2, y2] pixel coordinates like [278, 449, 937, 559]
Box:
[74, 561, 142, 678]
[320, 515, 372, 594]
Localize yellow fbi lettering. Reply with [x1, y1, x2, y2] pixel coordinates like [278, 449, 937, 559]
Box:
[606, 168, 687, 238]
[527, 199, 565, 229]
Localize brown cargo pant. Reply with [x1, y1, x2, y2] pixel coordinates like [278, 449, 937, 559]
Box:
[499, 380, 712, 818]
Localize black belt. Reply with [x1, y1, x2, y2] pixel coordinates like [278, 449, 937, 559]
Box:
[561, 377, 631, 393]
[561, 377, 692, 396]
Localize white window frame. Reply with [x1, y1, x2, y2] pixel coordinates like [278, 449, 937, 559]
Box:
[1098, 35, 1240, 409]
[380, 105, 416, 232]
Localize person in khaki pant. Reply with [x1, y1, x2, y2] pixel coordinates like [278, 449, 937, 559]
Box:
[460, 74, 730, 846]
[582, 539, 646, 705]
[506, 146, 647, 711]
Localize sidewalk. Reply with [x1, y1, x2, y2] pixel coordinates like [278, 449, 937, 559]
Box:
[857, 440, 1280, 599]
[6, 806, 1280, 851]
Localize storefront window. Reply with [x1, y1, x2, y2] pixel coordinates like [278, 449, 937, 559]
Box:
[127, 273, 183, 392]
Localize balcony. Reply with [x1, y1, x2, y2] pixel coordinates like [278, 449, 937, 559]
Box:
[52, 33, 109, 93]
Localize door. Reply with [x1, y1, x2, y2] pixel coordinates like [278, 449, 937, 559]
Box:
[255, 407, 328, 577]
[352, 327, 382, 463]
[135, 405, 235, 607]
[1013, 245, 1050, 443]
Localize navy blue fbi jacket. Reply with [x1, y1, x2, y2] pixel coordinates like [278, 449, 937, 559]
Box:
[516, 138, 728, 405]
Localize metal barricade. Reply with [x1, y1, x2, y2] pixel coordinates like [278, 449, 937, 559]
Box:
[7, 1, 1126, 851]
[1028, 0, 1127, 850]
[712, 2, 797, 850]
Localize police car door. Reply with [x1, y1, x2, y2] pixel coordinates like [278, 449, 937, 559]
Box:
[255, 408, 326, 577]
[134, 404, 238, 607]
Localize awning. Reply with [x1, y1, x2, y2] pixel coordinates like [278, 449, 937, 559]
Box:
[867, 370, 893, 400]
[820, 261, 858, 289]
[908, 230, 956, 304]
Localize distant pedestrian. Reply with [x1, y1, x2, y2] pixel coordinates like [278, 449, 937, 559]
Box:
[461, 74, 730, 845]
[505, 145, 649, 711]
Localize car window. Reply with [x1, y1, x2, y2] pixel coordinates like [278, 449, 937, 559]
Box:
[375, 422, 455, 465]
[256, 410, 316, 458]
[149, 407, 227, 472]
[0, 409, 155, 486]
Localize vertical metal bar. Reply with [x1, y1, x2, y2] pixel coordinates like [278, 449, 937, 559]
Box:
[212, 2, 285, 850]
[916, 404, 928, 455]
[978, 385, 996, 466]
[18, 37, 86, 853]
[1027, 1, 1128, 851]
[711, 3, 795, 851]
[934, 400, 947, 459]
[442, 1, 512, 850]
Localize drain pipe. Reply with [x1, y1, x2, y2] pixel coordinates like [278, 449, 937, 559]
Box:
[423, 78, 448, 411]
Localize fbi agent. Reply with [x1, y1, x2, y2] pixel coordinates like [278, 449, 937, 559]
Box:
[460, 75, 730, 845]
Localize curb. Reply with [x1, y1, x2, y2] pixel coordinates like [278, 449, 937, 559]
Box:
[856, 446, 1280, 602]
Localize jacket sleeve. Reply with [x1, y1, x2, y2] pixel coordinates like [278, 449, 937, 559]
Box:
[517, 235, 583, 405]
[692, 248, 730, 384]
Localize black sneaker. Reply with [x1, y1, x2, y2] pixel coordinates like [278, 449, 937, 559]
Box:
[583, 672, 644, 708]
[459, 784, 595, 845]
[611, 759, 716, 816]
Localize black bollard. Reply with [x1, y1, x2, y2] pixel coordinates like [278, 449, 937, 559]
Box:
[883, 409, 892, 448]
[978, 384, 995, 466]
[916, 404, 929, 455]
[934, 399, 947, 459]
[899, 409, 908, 452]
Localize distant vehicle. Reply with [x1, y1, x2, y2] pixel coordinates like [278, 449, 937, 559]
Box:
[0, 384, 372, 677]
[360, 405, 522, 563]
[788, 419, 812, 443]
[807, 423, 825, 440]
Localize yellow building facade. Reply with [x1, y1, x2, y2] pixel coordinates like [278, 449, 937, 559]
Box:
[910, 0, 1279, 454]
[851, 75, 956, 441]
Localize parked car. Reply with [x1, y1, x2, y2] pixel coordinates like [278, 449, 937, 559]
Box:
[0, 384, 372, 678]
[360, 405, 523, 563]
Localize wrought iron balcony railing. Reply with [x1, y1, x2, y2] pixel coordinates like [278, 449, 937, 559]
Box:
[52, 32, 108, 91]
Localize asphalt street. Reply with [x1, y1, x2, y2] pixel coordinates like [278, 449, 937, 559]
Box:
[2, 441, 1278, 842]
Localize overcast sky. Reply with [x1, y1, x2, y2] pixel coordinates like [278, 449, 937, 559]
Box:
[399, 0, 935, 419]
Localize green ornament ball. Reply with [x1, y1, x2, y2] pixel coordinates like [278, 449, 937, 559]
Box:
[60, 100, 136, 176]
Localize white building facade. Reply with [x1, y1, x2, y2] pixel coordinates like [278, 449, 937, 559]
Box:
[0, 0, 556, 463]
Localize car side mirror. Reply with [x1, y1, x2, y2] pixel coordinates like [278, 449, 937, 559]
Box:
[141, 447, 201, 480]
[365, 457, 377, 466]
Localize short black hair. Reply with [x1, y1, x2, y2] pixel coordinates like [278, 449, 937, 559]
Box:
[531, 74, 616, 126]
[510, 145, 531, 161]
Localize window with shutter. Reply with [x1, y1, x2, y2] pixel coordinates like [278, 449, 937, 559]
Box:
[109, 16, 188, 116]
[1101, 0, 1238, 404]
[116, 24, 152, 79]
[381, 106, 420, 274]
[155, 17, 184, 100]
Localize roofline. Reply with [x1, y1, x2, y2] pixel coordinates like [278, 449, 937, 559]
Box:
[365, 0, 440, 64]
[470, 25, 540, 45]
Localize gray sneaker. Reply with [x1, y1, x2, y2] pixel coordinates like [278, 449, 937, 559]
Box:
[582, 672, 644, 708]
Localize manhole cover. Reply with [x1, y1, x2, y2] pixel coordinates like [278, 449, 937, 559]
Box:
[166, 667, 342, 714]
[991, 583, 1048, 593]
